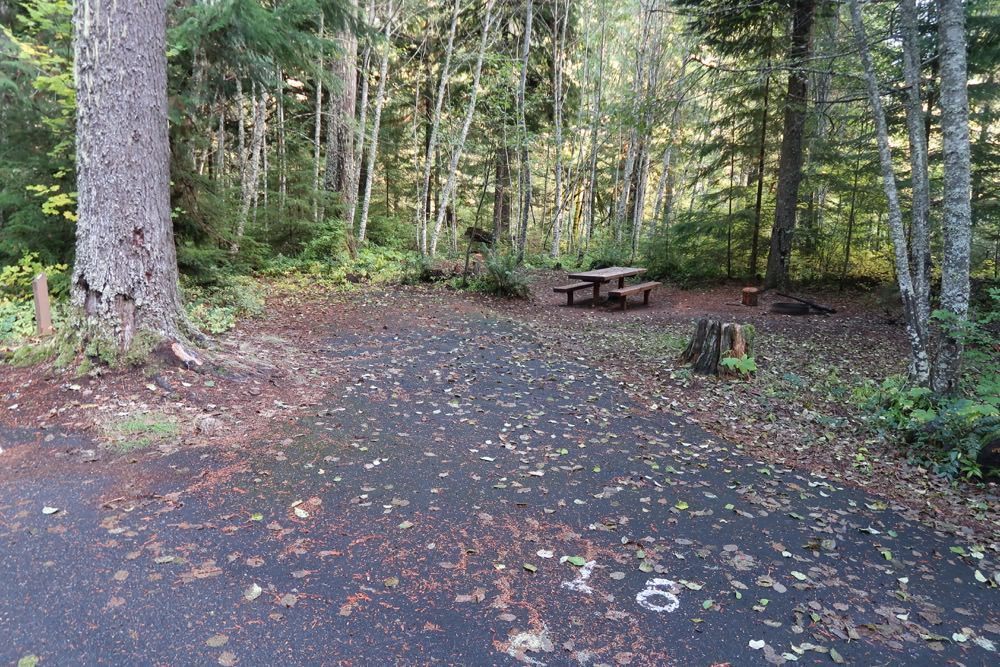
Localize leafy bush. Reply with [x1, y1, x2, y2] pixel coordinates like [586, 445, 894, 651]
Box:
[184, 274, 265, 335]
[0, 252, 70, 342]
[401, 255, 434, 285]
[855, 288, 1000, 479]
[0, 252, 69, 302]
[479, 251, 530, 298]
[365, 214, 414, 250]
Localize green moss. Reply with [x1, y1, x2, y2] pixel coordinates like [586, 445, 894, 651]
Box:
[122, 330, 162, 367]
[83, 332, 117, 366]
[76, 356, 94, 377]
[7, 339, 57, 367]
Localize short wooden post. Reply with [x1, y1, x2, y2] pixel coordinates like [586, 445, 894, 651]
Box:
[32, 273, 54, 336]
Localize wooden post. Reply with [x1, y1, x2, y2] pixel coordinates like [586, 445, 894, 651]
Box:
[32, 273, 54, 336]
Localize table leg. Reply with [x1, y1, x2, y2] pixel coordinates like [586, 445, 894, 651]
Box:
[591, 283, 600, 306]
[617, 277, 625, 288]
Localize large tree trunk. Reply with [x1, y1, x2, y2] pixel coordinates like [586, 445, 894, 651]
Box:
[72, 0, 186, 350]
[325, 0, 358, 202]
[312, 14, 325, 223]
[932, 0, 973, 393]
[764, 0, 816, 289]
[679, 318, 755, 377]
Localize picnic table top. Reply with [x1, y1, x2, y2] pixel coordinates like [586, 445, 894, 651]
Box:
[566, 266, 647, 282]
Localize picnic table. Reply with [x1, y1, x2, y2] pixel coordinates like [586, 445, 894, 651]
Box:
[567, 266, 647, 303]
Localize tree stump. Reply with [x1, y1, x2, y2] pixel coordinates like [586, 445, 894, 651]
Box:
[679, 318, 755, 377]
[741, 287, 759, 306]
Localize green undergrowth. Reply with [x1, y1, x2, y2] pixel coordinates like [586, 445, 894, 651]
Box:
[854, 289, 1000, 480]
[104, 412, 179, 453]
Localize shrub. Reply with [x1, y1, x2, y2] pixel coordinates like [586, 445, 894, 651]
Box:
[184, 274, 265, 335]
[479, 251, 530, 298]
[855, 288, 1000, 479]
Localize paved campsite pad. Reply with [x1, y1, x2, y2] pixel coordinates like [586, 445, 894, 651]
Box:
[1, 313, 998, 666]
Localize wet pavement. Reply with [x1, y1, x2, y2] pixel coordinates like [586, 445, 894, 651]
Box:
[1, 315, 998, 666]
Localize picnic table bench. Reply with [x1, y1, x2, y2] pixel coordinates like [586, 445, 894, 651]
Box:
[553, 281, 594, 306]
[608, 281, 660, 310]
[554, 266, 660, 309]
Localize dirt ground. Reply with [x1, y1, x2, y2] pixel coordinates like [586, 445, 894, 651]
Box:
[0, 272, 995, 543]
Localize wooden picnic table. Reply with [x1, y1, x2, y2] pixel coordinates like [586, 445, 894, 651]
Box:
[566, 266, 647, 303]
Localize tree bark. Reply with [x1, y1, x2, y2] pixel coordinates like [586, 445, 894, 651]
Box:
[325, 0, 358, 202]
[313, 14, 325, 223]
[72, 0, 187, 350]
[493, 146, 512, 240]
[419, 0, 461, 256]
[514, 0, 535, 263]
[764, 0, 816, 289]
[430, 0, 496, 257]
[932, 0, 973, 393]
[357, 1, 394, 245]
[901, 0, 931, 333]
[549, 0, 569, 258]
[749, 50, 771, 277]
[234, 87, 267, 253]
[345, 0, 375, 247]
[849, 0, 931, 385]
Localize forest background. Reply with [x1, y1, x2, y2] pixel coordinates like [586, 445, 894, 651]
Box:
[0, 0, 996, 348]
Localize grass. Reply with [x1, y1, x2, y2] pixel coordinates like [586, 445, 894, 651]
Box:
[104, 413, 179, 453]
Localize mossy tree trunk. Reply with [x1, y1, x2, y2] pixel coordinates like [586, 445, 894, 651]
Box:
[72, 0, 187, 352]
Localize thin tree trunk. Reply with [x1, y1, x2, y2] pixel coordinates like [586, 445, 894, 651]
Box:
[72, 0, 187, 349]
[849, 0, 930, 384]
[840, 163, 860, 286]
[276, 71, 287, 212]
[215, 99, 226, 183]
[901, 0, 931, 332]
[749, 44, 771, 277]
[932, 0, 973, 393]
[549, 0, 568, 258]
[420, 0, 461, 255]
[515, 0, 535, 263]
[582, 11, 607, 254]
[430, 0, 495, 256]
[237, 78, 247, 185]
[357, 2, 394, 245]
[345, 0, 375, 245]
[493, 146, 512, 239]
[234, 88, 267, 254]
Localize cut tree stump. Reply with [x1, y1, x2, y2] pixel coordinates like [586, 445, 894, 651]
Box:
[741, 287, 759, 306]
[679, 318, 755, 377]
